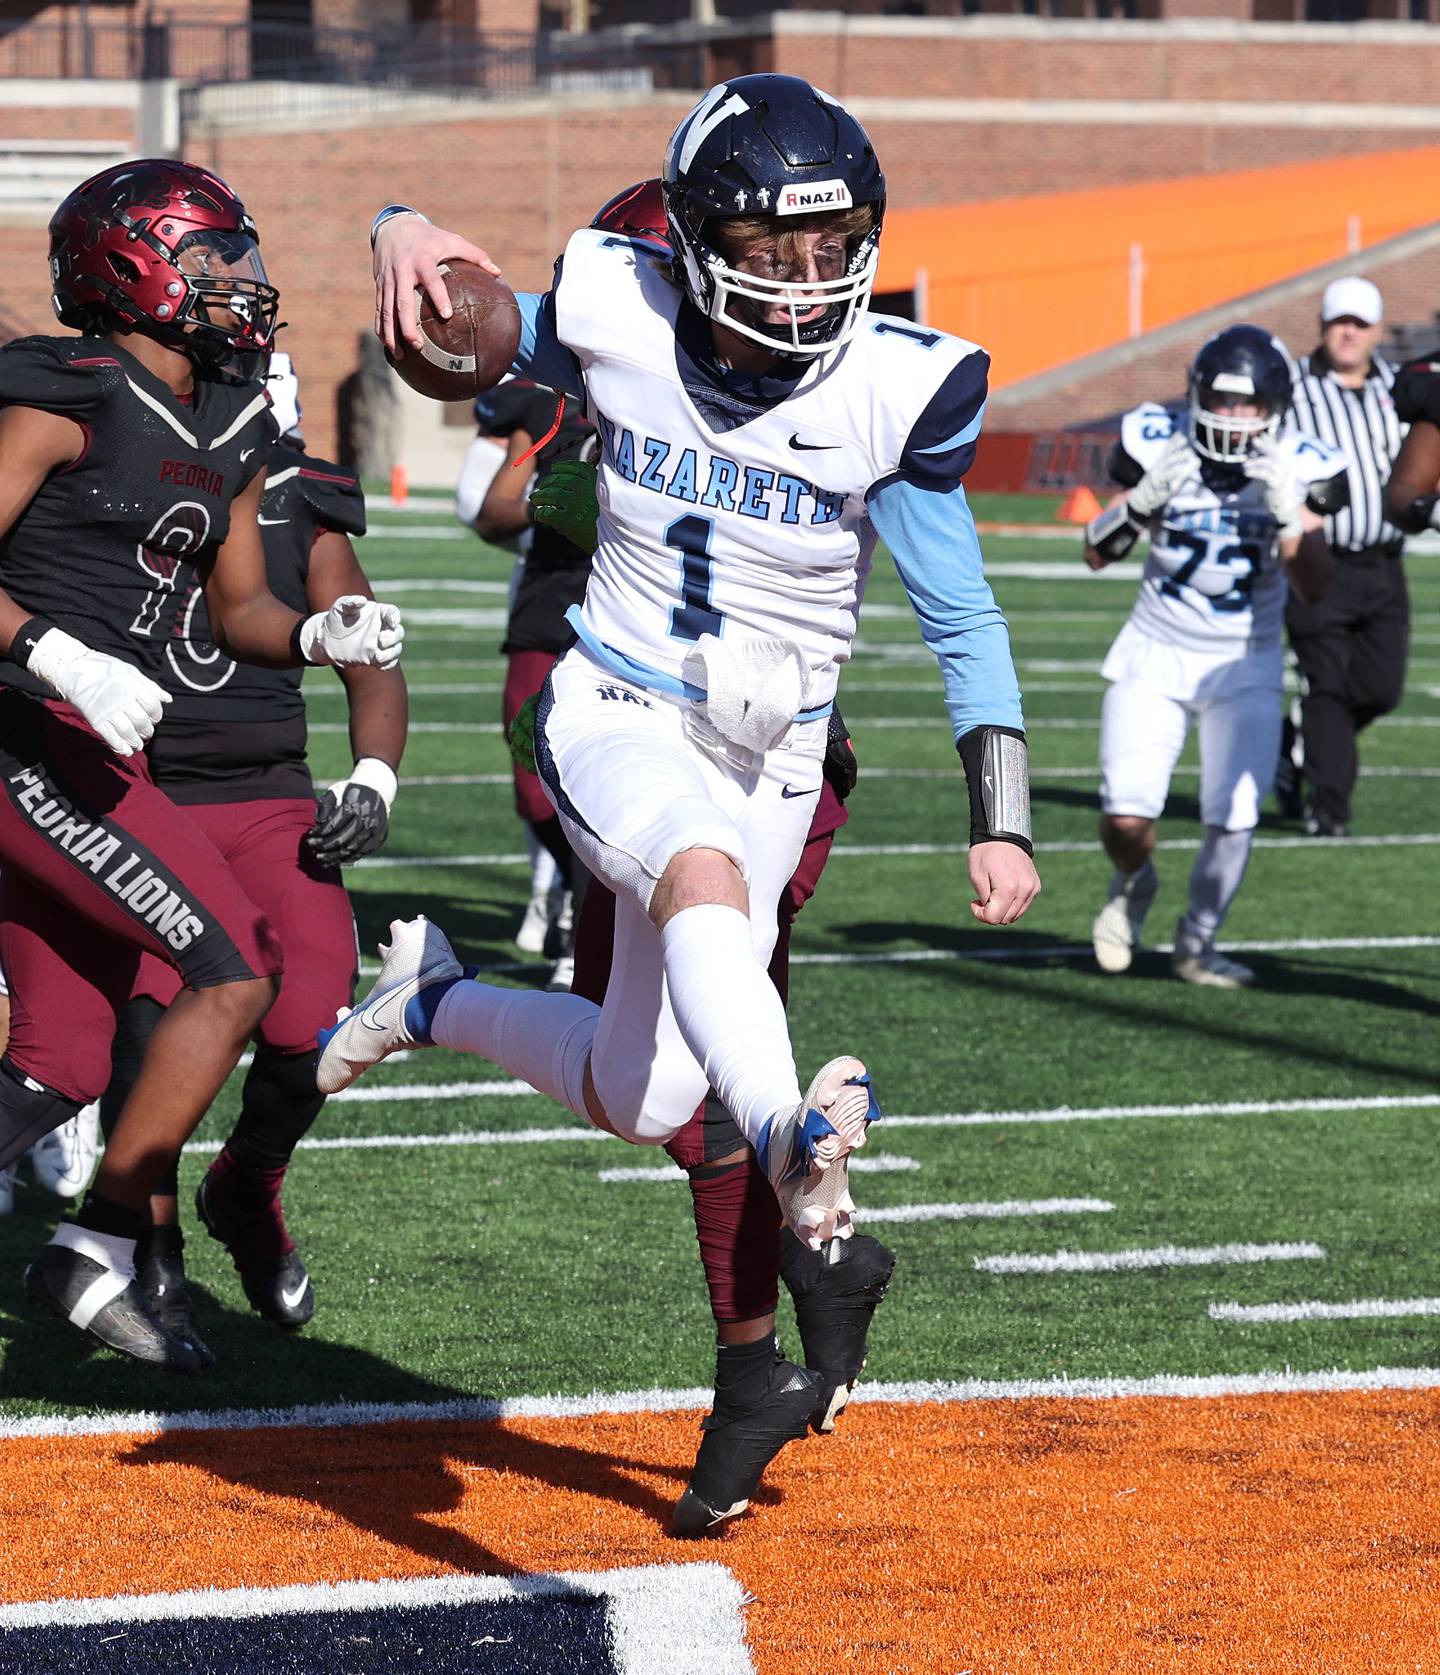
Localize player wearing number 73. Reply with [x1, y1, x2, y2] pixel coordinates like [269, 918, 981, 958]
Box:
[1083, 325, 1343, 988]
[330, 75, 1041, 1265]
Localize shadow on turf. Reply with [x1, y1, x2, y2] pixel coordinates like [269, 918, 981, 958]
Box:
[349, 886, 521, 963]
[0, 1196, 705, 1559]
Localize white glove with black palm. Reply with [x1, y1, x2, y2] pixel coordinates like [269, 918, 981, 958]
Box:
[1244, 436, 1305, 540]
[299, 595, 405, 669]
[24, 626, 171, 757]
[1127, 431, 1200, 519]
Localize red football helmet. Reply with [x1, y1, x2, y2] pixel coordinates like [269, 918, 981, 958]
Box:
[49, 159, 279, 376]
[590, 178, 670, 252]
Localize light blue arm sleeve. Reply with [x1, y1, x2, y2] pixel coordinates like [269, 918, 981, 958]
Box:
[867, 476, 1025, 739]
[513, 291, 585, 400]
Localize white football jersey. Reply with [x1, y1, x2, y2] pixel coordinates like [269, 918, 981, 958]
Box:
[1117, 402, 1346, 654]
[551, 227, 987, 712]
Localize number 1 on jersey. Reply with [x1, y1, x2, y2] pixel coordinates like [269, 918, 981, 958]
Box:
[666, 513, 724, 642]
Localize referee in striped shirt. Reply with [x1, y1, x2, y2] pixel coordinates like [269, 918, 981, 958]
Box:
[1283, 276, 1409, 838]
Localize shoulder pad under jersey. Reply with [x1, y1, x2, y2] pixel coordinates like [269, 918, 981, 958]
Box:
[1118, 402, 1183, 473]
[1392, 356, 1440, 426]
[0, 335, 125, 415]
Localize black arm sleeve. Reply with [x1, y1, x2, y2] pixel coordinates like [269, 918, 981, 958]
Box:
[1106, 441, 1145, 489]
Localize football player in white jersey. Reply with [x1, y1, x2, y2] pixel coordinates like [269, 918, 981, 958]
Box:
[330, 77, 1038, 1304]
[1083, 325, 1344, 987]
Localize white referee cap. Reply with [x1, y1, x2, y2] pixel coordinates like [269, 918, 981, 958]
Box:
[1320, 276, 1383, 325]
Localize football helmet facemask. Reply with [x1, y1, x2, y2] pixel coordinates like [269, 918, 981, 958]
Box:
[49, 159, 279, 378]
[662, 75, 886, 359]
[1187, 324, 1293, 463]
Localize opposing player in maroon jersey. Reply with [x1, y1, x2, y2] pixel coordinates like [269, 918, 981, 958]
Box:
[93, 353, 408, 1356]
[0, 161, 404, 1372]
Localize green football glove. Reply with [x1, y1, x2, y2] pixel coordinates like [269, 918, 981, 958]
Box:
[529, 459, 600, 556]
[507, 690, 540, 776]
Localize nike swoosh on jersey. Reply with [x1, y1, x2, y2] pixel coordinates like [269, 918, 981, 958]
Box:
[258, 515, 290, 526]
[788, 434, 839, 452]
[281, 1279, 310, 1310]
[240, 447, 255, 461]
[780, 784, 818, 799]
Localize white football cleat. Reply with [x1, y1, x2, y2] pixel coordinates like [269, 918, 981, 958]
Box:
[29, 1100, 101, 1199]
[545, 955, 574, 993]
[1171, 945, 1256, 989]
[761, 1056, 879, 1251]
[1092, 865, 1158, 975]
[316, 916, 462, 1095]
[514, 889, 551, 955]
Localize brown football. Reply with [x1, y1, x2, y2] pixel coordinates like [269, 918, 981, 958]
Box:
[386, 261, 521, 402]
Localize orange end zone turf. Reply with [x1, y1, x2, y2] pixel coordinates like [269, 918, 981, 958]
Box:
[3, 1392, 1437, 1673]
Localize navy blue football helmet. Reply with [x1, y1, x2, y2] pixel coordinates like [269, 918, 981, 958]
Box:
[662, 75, 886, 357]
[1188, 325, 1294, 462]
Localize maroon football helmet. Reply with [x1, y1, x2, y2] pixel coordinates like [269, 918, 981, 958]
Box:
[591, 178, 670, 252]
[49, 159, 279, 376]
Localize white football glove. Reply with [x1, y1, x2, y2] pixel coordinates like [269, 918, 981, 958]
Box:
[25, 627, 171, 757]
[1244, 436, 1305, 539]
[1127, 431, 1200, 519]
[299, 595, 405, 669]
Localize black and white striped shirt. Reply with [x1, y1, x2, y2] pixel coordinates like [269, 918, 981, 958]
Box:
[1288, 352, 1405, 553]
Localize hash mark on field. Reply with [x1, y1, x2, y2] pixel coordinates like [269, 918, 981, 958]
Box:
[596, 1154, 921, 1183]
[976, 1242, 1326, 1274]
[1209, 1296, 1440, 1323]
[864, 1196, 1113, 1224]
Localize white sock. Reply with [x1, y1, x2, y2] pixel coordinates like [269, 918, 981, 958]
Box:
[526, 828, 558, 900]
[660, 903, 802, 1149]
[431, 982, 597, 1120]
[1179, 826, 1253, 950]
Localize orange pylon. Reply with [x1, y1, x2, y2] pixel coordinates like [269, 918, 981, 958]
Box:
[1057, 485, 1102, 524]
[389, 464, 409, 507]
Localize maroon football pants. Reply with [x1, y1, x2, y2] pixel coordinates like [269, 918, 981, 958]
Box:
[570, 777, 848, 1322]
[130, 796, 357, 1057]
[504, 650, 559, 824]
[0, 695, 283, 1104]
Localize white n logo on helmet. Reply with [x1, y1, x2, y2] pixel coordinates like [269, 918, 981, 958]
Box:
[671, 84, 751, 176]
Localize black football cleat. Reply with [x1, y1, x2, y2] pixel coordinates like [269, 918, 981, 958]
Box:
[24, 1242, 204, 1374]
[195, 1170, 315, 1331]
[782, 1230, 896, 1435]
[136, 1228, 216, 1370]
[673, 1352, 821, 1539]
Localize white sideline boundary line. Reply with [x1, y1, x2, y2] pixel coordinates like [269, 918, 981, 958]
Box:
[184, 1091, 1440, 1154]
[7, 1366, 1440, 1441]
[975, 1241, 1325, 1274]
[0, 1565, 757, 1675]
[308, 716, 1440, 736]
[1209, 1296, 1440, 1323]
[355, 833, 1440, 867]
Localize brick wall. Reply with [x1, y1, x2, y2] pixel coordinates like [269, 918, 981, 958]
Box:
[1, 104, 137, 141]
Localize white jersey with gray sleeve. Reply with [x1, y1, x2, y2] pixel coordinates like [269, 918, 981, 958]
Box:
[1115, 402, 1345, 654]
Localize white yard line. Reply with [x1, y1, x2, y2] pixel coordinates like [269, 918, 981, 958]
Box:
[1208, 1296, 1440, 1323]
[975, 1241, 1325, 1275]
[354, 833, 1440, 865]
[864, 1196, 1113, 1224]
[7, 1365, 1440, 1441]
[597, 1154, 922, 1183]
[181, 1090, 1440, 1149]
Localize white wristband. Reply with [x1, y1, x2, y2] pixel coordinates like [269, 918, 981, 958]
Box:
[343, 756, 399, 813]
[24, 625, 90, 694]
